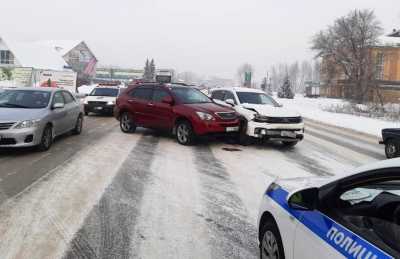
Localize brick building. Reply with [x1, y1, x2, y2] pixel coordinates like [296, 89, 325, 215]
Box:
[320, 32, 400, 103]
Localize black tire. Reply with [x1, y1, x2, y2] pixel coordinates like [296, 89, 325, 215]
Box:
[238, 119, 253, 146]
[175, 120, 195, 145]
[259, 218, 285, 259]
[282, 141, 298, 148]
[37, 125, 53, 152]
[84, 110, 89, 116]
[385, 139, 399, 159]
[120, 112, 136, 133]
[72, 114, 83, 135]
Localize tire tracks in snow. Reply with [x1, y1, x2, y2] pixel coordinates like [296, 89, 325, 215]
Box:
[64, 135, 159, 259]
[0, 117, 117, 205]
[194, 145, 258, 259]
[0, 130, 140, 259]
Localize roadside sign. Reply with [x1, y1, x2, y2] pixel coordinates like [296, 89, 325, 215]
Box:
[38, 70, 77, 93]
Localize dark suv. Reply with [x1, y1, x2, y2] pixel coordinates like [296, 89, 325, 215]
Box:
[114, 83, 240, 145]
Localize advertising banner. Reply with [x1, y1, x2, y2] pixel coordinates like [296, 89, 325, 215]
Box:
[0, 67, 33, 87]
[38, 70, 77, 93]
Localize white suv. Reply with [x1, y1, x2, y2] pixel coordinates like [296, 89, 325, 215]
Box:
[210, 87, 304, 146]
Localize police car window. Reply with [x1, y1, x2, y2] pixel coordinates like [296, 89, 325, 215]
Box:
[211, 90, 224, 100]
[152, 89, 170, 103]
[130, 87, 153, 100]
[334, 180, 400, 255]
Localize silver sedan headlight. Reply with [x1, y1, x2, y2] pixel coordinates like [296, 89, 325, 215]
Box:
[14, 119, 41, 129]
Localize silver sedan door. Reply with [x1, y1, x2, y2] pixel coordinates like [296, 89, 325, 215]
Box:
[50, 91, 69, 136]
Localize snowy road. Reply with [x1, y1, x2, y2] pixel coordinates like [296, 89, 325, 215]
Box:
[0, 116, 385, 259]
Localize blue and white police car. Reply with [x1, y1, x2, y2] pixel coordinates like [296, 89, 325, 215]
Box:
[258, 159, 400, 259]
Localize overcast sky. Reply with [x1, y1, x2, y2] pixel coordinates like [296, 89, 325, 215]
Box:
[1, 0, 399, 80]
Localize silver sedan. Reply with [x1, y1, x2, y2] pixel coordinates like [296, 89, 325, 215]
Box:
[0, 87, 84, 151]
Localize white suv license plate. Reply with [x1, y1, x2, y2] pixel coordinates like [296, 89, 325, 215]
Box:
[226, 126, 239, 132]
[281, 131, 296, 138]
[95, 107, 103, 110]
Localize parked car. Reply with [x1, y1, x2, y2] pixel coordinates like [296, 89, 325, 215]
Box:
[380, 128, 400, 158]
[114, 83, 240, 145]
[258, 159, 400, 259]
[84, 86, 122, 115]
[210, 87, 304, 146]
[0, 87, 83, 151]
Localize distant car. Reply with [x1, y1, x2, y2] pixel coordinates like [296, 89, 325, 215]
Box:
[210, 87, 304, 146]
[83, 86, 122, 115]
[380, 128, 400, 158]
[114, 83, 240, 145]
[258, 159, 400, 259]
[0, 87, 83, 151]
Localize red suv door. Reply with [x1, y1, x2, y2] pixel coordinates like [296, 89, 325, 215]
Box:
[127, 85, 154, 127]
[148, 88, 175, 130]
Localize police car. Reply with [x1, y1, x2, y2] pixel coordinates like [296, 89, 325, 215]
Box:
[83, 85, 123, 115]
[258, 159, 400, 259]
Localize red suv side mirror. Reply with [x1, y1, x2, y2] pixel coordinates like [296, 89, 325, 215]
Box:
[162, 95, 174, 105]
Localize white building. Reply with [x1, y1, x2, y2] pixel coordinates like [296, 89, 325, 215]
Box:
[0, 37, 68, 70]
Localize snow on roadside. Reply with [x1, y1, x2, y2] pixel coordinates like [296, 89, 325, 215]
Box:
[0, 131, 140, 259]
[277, 95, 400, 137]
[210, 144, 311, 225]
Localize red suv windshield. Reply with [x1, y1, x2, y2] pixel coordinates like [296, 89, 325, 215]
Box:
[170, 87, 211, 104]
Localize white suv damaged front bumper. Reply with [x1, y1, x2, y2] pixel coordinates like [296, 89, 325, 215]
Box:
[246, 121, 304, 141]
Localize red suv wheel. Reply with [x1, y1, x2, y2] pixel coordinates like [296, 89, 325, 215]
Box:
[176, 120, 195, 145]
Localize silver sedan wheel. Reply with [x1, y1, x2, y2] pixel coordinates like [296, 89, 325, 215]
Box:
[76, 116, 83, 133]
[261, 230, 280, 259]
[177, 124, 189, 143]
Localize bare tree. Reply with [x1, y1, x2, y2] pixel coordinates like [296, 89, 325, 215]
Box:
[288, 62, 300, 92]
[312, 60, 321, 83]
[311, 9, 383, 103]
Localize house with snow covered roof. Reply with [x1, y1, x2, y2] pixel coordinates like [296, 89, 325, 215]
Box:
[0, 37, 98, 86]
[0, 37, 68, 70]
[33, 40, 98, 86]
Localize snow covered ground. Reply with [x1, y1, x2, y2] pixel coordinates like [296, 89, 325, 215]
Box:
[277, 95, 400, 137]
[0, 115, 382, 259]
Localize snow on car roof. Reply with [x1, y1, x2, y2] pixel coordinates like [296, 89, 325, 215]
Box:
[4, 87, 60, 92]
[211, 87, 265, 93]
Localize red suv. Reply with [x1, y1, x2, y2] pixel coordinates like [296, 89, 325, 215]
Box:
[114, 83, 240, 145]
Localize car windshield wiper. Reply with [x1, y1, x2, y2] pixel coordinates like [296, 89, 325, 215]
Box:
[0, 103, 30, 108]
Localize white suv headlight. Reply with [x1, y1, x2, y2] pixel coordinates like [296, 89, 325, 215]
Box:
[107, 100, 115, 105]
[14, 119, 41, 129]
[196, 111, 215, 121]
